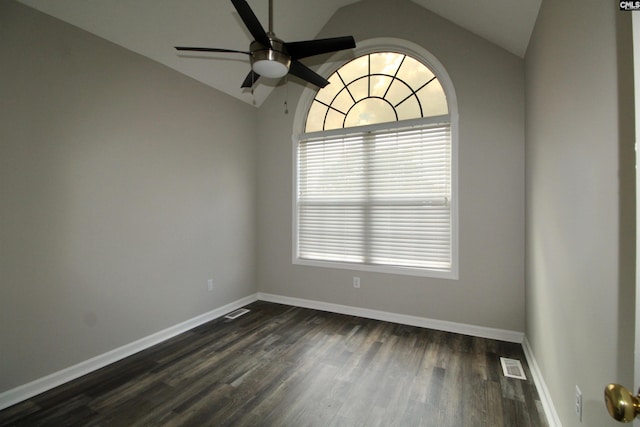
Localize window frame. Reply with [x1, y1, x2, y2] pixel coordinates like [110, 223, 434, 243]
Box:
[291, 38, 459, 280]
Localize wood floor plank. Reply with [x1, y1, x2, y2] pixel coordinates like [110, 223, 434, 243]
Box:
[0, 301, 548, 426]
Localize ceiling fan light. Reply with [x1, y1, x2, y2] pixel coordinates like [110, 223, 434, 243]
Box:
[252, 59, 289, 78]
[250, 42, 291, 79]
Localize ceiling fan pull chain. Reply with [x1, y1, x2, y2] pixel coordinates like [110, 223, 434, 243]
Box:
[284, 75, 289, 114]
[251, 71, 256, 105]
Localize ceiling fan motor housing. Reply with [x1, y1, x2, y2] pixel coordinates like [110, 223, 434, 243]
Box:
[250, 38, 291, 78]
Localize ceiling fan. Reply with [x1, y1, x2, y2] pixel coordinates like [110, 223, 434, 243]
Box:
[175, 0, 356, 89]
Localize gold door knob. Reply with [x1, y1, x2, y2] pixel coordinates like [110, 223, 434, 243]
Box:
[605, 383, 640, 422]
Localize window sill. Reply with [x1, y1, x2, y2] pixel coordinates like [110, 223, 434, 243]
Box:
[293, 257, 459, 280]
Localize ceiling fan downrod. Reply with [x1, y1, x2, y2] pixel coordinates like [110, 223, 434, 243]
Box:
[268, 0, 274, 36]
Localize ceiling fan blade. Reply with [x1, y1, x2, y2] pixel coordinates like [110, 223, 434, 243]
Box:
[289, 60, 329, 88]
[175, 47, 251, 55]
[241, 70, 261, 88]
[285, 36, 356, 60]
[231, 0, 272, 48]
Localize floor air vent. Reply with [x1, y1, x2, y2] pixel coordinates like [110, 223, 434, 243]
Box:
[500, 357, 527, 380]
[224, 308, 250, 320]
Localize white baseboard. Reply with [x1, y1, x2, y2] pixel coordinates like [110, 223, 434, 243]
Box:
[257, 292, 525, 343]
[1, 292, 540, 417]
[522, 337, 562, 427]
[0, 294, 259, 411]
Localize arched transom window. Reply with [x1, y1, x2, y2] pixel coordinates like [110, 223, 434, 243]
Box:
[305, 52, 448, 133]
[295, 49, 457, 279]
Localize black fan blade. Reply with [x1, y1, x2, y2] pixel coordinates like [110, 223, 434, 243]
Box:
[231, 0, 271, 48]
[241, 70, 260, 88]
[289, 60, 329, 88]
[285, 36, 356, 60]
[175, 47, 250, 54]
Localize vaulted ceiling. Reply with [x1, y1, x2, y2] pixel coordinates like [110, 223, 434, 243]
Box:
[16, 0, 541, 106]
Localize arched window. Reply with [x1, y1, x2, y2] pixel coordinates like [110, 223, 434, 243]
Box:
[305, 52, 448, 132]
[294, 46, 457, 278]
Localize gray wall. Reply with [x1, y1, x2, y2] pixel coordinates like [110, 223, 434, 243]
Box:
[525, 1, 635, 426]
[0, 1, 258, 393]
[256, 0, 526, 332]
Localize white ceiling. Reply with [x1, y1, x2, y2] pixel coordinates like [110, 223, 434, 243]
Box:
[16, 0, 541, 106]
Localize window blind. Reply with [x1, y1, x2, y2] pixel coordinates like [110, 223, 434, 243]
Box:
[296, 123, 452, 272]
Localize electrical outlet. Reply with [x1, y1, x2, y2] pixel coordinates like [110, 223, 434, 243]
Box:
[207, 279, 214, 291]
[575, 385, 582, 421]
[353, 277, 360, 288]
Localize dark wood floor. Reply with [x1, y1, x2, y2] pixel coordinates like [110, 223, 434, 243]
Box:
[0, 301, 548, 426]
